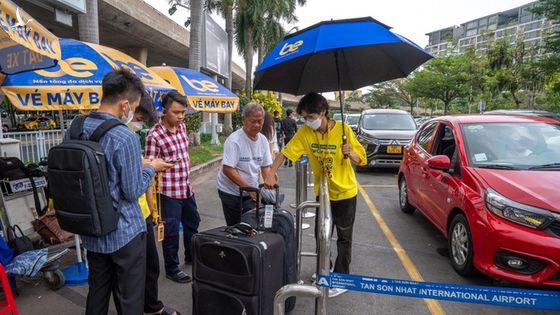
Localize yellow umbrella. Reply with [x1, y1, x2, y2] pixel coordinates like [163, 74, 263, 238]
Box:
[0, 0, 61, 74]
[150, 66, 238, 113]
[1, 38, 175, 111]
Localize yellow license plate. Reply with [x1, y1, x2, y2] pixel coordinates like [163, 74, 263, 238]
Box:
[387, 145, 402, 154]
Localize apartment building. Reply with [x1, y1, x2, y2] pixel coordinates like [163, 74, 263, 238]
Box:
[426, 1, 559, 56]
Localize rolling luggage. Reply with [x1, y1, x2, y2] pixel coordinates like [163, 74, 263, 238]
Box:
[192, 186, 285, 315]
[241, 185, 297, 312]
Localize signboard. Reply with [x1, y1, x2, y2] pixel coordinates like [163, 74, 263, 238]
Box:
[43, 0, 86, 14]
[201, 13, 229, 79]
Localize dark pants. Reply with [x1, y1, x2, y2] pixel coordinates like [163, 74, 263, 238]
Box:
[86, 233, 146, 315]
[160, 194, 200, 275]
[218, 189, 256, 226]
[315, 196, 357, 274]
[144, 216, 164, 313]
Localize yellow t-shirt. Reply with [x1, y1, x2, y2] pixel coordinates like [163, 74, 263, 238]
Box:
[281, 120, 366, 201]
[138, 181, 158, 220]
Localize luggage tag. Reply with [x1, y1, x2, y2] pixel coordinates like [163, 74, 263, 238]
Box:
[264, 205, 274, 229]
[156, 173, 165, 242]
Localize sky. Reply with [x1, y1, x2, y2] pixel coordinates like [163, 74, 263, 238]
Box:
[144, 0, 533, 75]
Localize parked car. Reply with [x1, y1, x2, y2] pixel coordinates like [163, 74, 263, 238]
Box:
[346, 114, 361, 132]
[484, 109, 559, 121]
[355, 109, 417, 168]
[332, 113, 347, 122]
[414, 116, 431, 126]
[17, 117, 57, 130]
[398, 114, 560, 287]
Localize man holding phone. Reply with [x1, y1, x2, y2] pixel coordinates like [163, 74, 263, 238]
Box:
[145, 91, 199, 284]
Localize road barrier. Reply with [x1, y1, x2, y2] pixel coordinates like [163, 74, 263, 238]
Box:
[316, 272, 560, 311]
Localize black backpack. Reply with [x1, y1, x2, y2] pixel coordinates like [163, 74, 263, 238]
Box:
[47, 116, 124, 237]
[0, 157, 47, 217]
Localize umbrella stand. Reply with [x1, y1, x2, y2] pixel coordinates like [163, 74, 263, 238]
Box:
[334, 51, 348, 159]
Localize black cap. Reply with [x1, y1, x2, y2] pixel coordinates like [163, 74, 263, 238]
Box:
[286, 109, 293, 115]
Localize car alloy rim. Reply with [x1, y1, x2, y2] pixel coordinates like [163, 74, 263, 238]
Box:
[399, 180, 407, 208]
[451, 222, 468, 266]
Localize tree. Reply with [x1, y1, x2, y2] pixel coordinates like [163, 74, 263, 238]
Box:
[407, 55, 471, 115]
[188, 0, 203, 71]
[387, 79, 418, 115]
[362, 83, 397, 108]
[251, 91, 282, 114]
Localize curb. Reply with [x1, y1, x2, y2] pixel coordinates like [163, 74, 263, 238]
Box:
[190, 156, 222, 178]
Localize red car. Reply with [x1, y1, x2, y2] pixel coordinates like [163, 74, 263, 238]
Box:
[398, 115, 560, 287]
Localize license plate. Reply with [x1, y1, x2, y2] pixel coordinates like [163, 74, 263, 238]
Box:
[387, 145, 402, 154]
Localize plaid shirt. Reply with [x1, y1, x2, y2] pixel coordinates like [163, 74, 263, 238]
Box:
[144, 122, 193, 199]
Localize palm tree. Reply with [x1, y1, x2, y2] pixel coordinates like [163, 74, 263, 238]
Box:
[189, 0, 203, 71]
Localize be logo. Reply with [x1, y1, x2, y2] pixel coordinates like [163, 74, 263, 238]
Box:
[279, 40, 303, 56]
[36, 57, 97, 78]
[180, 75, 219, 93]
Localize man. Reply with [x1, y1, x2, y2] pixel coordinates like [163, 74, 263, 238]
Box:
[281, 109, 297, 167]
[145, 91, 199, 284]
[264, 92, 366, 297]
[216, 102, 273, 226]
[274, 110, 284, 150]
[65, 69, 172, 315]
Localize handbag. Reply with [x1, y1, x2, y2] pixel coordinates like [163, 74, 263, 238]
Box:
[6, 225, 34, 255]
[33, 212, 74, 245]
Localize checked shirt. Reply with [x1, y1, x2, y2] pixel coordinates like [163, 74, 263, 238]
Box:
[145, 122, 193, 199]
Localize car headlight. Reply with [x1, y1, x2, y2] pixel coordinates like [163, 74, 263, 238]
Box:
[357, 133, 380, 145]
[485, 188, 554, 229]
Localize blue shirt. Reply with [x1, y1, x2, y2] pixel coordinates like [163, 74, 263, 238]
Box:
[64, 111, 155, 253]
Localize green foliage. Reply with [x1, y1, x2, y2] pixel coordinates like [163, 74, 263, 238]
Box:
[200, 133, 212, 143]
[184, 113, 202, 132]
[251, 91, 282, 115]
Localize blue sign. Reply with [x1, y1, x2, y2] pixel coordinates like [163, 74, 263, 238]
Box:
[317, 272, 560, 310]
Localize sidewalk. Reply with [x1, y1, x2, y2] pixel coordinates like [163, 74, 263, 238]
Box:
[14, 160, 307, 315]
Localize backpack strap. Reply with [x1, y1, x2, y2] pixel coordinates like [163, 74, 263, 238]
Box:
[69, 116, 87, 140]
[90, 119, 124, 142]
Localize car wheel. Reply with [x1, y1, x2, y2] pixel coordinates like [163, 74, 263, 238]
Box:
[448, 213, 476, 276]
[398, 177, 415, 214]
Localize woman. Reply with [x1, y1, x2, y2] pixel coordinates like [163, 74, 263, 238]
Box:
[261, 111, 279, 158]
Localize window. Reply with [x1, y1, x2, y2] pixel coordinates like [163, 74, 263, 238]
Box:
[417, 122, 437, 152]
[466, 29, 478, 37]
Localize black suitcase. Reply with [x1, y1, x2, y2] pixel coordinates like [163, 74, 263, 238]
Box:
[241, 186, 297, 312]
[192, 186, 285, 315]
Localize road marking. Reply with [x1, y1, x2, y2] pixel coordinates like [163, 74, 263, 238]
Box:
[359, 184, 398, 188]
[358, 184, 446, 315]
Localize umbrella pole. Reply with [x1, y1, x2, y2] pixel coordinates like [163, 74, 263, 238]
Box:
[334, 51, 348, 159]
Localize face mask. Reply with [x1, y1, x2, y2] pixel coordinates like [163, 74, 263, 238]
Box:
[127, 121, 144, 132]
[120, 102, 134, 125]
[305, 117, 322, 130]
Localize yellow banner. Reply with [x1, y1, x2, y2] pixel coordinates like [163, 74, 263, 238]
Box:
[3, 85, 101, 111]
[188, 96, 239, 113]
[0, 1, 61, 59]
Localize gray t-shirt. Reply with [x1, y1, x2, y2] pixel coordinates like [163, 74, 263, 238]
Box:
[216, 128, 273, 195]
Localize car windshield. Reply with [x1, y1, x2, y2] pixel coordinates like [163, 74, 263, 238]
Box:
[461, 122, 560, 169]
[361, 113, 416, 130]
[346, 115, 360, 125]
[333, 113, 346, 121]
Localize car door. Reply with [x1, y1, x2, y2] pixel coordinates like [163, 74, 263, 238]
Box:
[406, 121, 437, 209]
[423, 123, 462, 231]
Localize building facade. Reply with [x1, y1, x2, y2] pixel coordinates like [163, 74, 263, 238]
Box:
[426, 1, 559, 56]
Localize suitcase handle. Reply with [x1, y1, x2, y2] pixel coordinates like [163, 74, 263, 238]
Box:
[239, 186, 261, 229]
[258, 184, 280, 209]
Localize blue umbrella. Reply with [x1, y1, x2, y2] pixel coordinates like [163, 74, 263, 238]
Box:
[254, 17, 433, 148]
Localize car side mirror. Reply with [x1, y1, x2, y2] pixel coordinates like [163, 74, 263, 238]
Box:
[427, 155, 451, 171]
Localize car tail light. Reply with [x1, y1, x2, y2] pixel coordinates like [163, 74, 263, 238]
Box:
[485, 189, 554, 229]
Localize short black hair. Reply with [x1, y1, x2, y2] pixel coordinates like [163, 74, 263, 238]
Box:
[296, 92, 329, 116]
[286, 109, 293, 115]
[135, 92, 159, 126]
[101, 69, 145, 105]
[162, 91, 188, 109]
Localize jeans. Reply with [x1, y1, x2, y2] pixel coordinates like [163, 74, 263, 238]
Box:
[144, 216, 164, 313]
[159, 194, 200, 275]
[218, 189, 256, 226]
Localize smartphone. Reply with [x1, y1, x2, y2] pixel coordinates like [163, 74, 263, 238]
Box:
[165, 158, 181, 164]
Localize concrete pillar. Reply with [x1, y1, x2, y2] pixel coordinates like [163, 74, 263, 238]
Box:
[78, 0, 99, 44]
[128, 47, 149, 65]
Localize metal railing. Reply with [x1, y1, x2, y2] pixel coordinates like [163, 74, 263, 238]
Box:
[4, 130, 64, 162]
[274, 174, 332, 315]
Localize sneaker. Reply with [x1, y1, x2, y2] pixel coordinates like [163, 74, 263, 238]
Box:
[328, 288, 348, 297]
[166, 271, 192, 283]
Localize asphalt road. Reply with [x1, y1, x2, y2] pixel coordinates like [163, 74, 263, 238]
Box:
[14, 164, 557, 315]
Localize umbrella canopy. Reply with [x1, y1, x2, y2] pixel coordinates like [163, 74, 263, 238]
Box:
[0, 0, 61, 74]
[2, 38, 175, 111]
[253, 17, 433, 95]
[150, 66, 239, 113]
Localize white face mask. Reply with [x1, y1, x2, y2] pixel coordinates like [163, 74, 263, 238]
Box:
[305, 117, 322, 130]
[127, 121, 144, 132]
[120, 102, 134, 125]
